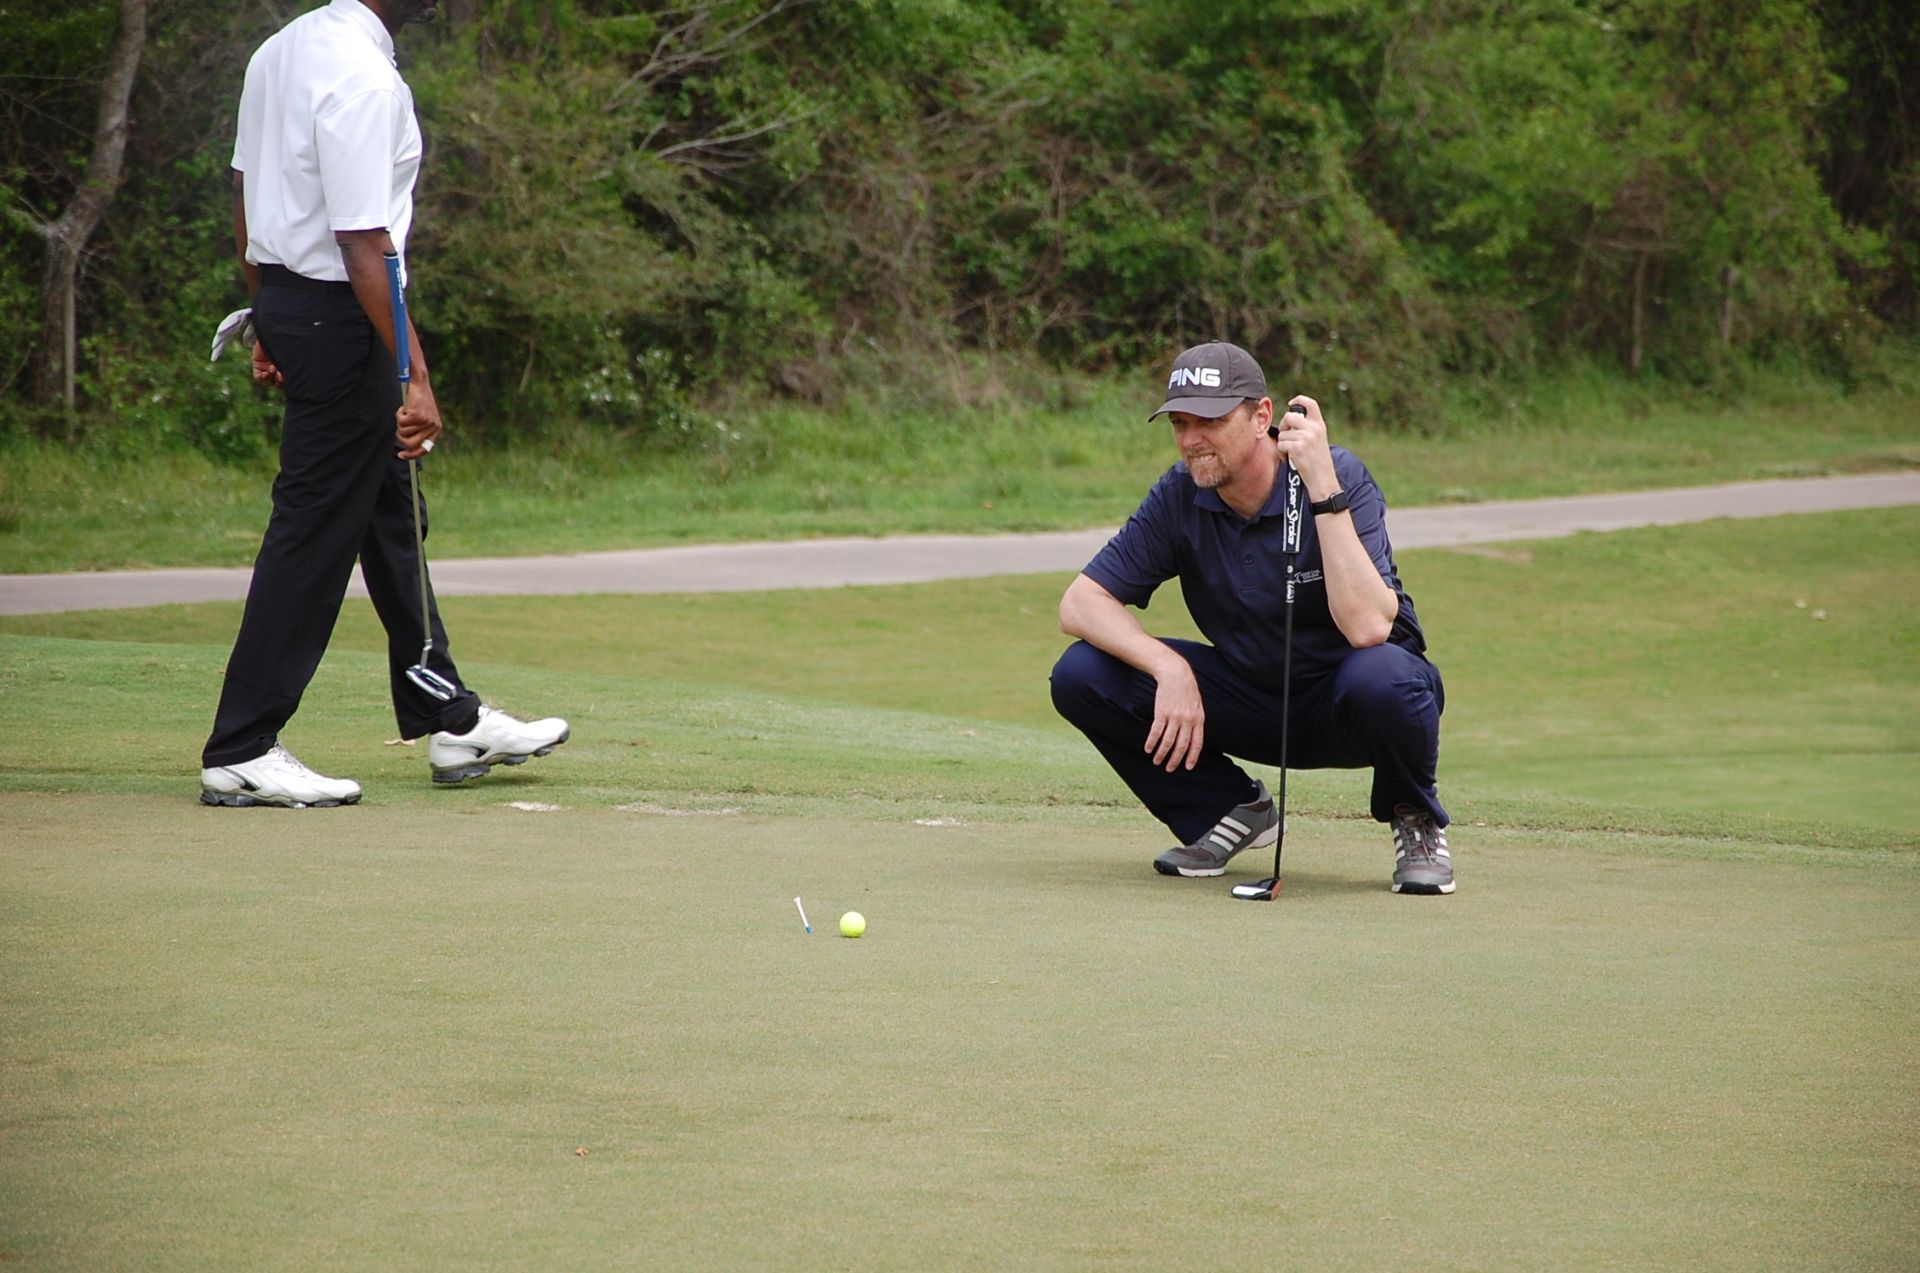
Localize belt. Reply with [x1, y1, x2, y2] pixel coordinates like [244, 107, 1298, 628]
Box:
[258, 264, 354, 294]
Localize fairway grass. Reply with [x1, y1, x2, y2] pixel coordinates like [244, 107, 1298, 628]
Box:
[7, 508, 1915, 841]
[2, 510, 1917, 1267]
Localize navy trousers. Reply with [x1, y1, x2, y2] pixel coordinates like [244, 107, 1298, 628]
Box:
[1050, 638, 1447, 845]
[201, 278, 479, 767]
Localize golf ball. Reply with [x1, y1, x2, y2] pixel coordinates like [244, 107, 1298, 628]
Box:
[839, 911, 866, 939]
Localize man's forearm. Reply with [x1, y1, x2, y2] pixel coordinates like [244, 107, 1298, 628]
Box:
[1315, 516, 1397, 648]
[1060, 574, 1189, 682]
[337, 230, 428, 385]
[231, 171, 258, 297]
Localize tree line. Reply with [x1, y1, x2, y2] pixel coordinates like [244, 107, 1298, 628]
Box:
[1, 0, 1912, 452]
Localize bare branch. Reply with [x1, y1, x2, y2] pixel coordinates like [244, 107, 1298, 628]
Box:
[0, 187, 53, 239]
[637, 9, 715, 84]
[606, 0, 810, 113]
[0, 83, 100, 147]
[654, 108, 816, 162]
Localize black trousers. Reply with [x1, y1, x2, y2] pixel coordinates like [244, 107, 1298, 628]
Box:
[201, 278, 479, 767]
[1050, 638, 1448, 845]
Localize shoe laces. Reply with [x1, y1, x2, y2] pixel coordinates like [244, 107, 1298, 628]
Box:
[268, 743, 316, 776]
[1393, 809, 1445, 860]
[475, 704, 528, 732]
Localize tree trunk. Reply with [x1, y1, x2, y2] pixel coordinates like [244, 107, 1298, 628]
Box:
[1629, 252, 1648, 377]
[1719, 264, 1738, 349]
[28, 0, 147, 410]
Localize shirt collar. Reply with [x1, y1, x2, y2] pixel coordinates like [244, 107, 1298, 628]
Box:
[330, 0, 397, 66]
[1188, 467, 1290, 523]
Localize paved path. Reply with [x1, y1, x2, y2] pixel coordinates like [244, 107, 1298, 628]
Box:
[3, 472, 1916, 616]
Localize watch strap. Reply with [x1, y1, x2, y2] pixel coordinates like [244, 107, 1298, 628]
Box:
[1309, 489, 1350, 516]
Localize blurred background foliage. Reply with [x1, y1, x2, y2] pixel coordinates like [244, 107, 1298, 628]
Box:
[0, 0, 1913, 455]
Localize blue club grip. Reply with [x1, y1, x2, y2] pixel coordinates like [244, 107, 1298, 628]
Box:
[383, 250, 410, 385]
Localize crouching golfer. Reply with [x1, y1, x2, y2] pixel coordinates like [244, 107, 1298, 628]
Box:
[199, 0, 566, 808]
[1050, 342, 1452, 894]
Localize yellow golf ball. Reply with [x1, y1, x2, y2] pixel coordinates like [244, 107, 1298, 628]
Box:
[839, 911, 866, 939]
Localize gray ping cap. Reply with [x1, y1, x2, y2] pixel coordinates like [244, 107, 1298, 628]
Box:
[1148, 341, 1268, 420]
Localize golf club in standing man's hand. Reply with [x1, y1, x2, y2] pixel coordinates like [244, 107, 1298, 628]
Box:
[200, 0, 569, 809]
[1050, 342, 1453, 895]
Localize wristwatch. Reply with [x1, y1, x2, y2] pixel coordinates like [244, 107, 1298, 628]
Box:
[1309, 489, 1351, 516]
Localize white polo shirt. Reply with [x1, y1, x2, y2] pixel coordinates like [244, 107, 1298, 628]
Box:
[232, 0, 422, 284]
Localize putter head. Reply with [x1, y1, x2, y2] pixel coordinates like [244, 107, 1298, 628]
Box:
[406, 663, 460, 702]
[1230, 876, 1282, 902]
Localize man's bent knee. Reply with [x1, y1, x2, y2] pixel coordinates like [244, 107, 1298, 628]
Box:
[1050, 640, 1128, 722]
[1049, 640, 1104, 707]
[1331, 643, 1440, 721]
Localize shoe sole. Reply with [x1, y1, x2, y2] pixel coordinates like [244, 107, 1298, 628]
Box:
[200, 789, 360, 809]
[1153, 822, 1279, 877]
[431, 731, 569, 785]
[1392, 879, 1457, 895]
[1155, 860, 1225, 878]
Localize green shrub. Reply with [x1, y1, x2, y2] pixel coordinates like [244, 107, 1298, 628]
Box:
[0, 0, 1911, 455]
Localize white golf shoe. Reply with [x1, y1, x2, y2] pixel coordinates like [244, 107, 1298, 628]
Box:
[428, 705, 570, 784]
[200, 744, 362, 808]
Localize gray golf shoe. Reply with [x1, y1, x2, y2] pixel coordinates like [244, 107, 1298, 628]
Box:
[1391, 805, 1454, 894]
[1153, 782, 1280, 877]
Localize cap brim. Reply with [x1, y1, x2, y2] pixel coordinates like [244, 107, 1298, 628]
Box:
[1148, 395, 1243, 422]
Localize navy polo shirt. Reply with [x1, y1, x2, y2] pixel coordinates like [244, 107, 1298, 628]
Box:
[1083, 447, 1427, 690]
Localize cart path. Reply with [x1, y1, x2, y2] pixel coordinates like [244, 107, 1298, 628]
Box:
[3, 472, 1916, 616]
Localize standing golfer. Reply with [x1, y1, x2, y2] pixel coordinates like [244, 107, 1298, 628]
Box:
[1050, 342, 1452, 893]
[200, 0, 568, 808]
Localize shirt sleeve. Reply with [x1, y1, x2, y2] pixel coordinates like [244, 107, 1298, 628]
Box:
[315, 88, 401, 232]
[1082, 470, 1182, 608]
[231, 57, 259, 172]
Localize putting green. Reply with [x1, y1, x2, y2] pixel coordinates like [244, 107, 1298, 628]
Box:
[2, 796, 1914, 1269]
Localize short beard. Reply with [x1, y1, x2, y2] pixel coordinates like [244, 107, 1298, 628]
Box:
[1188, 454, 1228, 488]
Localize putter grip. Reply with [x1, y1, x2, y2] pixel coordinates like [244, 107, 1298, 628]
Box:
[1267, 402, 1308, 440]
[383, 251, 410, 385]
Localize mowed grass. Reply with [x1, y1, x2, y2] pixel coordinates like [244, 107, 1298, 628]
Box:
[4, 805, 1914, 1270]
[1, 510, 1917, 1268]
[8, 508, 1914, 841]
[3, 362, 1917, 572]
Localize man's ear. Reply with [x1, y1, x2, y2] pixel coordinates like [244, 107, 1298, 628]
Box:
[1252, 397, 1275, 438]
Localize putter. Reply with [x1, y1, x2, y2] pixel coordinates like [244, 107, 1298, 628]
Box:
[1231, 403, 1308, 902]
[385, 250, 458, 703]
